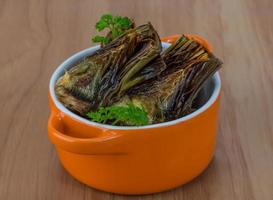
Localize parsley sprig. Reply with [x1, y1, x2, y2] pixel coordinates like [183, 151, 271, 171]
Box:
[92, 14, 134, 45]
[86, 103, 149, 126]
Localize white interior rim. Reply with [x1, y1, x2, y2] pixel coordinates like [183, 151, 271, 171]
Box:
[49, 42, 221, 130]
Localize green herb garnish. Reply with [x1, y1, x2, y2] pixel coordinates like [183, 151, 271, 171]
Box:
[86, 103, 149, 126]
[92, 14, 134, 45]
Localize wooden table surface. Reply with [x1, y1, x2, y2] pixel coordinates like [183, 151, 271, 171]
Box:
[1, 0, 273, 199]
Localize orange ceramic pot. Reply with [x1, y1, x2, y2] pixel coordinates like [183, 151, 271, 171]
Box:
[48, 35, 221, 195]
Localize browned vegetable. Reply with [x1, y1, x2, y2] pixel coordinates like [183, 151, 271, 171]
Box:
[55, 23, 222, 125]
[55, 23, 163, 116]
[128, 35, 222, 122]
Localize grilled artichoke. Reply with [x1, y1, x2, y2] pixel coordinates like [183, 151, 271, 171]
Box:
[128, 35, 222, 122]
[55, 23, 163, 116]
[55, 23, 222, 125]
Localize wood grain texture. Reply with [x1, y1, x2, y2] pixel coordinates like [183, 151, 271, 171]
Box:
[0, 0, 273, 199]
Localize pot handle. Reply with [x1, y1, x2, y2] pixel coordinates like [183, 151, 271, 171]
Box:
[48, 113, 128, 155]
[161, 34, 213, 52]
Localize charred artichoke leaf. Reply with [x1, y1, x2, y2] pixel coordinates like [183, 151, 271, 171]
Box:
[97, 23, 162, 105]
[164, 57, 222, 119]
[55, 30, 138, 115]
[162, 35, 209, 72]
[123, 56, 167, 92]
[55, 83, 92, 115]
[56, 29, 139, 100]
[55, 23, 162, 116]
[128, 35, 222, 122]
